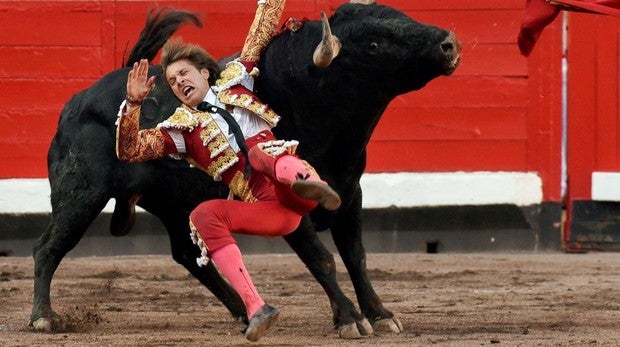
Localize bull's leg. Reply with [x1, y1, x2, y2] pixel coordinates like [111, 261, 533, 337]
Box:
[329, 185, 403, 334]
[283, 216, 372, 339]
[158, 213, 247, 322]
[30, 195, 108, 331]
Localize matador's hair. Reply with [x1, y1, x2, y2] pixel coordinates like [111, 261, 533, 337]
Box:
[161, 38, 221, 86]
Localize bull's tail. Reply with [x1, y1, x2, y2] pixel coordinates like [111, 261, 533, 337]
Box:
[124, 8, 202, 67]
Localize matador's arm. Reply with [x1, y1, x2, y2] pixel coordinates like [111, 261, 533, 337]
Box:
[116, 58, 171, 163]
[215, 0, 286, 127]
[116, 105, 168, 163]
[239, 0, 286, 64]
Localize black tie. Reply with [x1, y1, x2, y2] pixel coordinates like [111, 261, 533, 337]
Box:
[197, 102, 251, 179]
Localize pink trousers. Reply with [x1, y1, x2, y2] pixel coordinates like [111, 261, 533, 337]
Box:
[189, 131, 318, 253]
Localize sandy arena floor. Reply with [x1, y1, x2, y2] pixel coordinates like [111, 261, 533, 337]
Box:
[1, 252, 619, 346]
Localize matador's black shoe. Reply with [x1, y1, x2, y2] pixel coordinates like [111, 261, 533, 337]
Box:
[292, 178, 342, 211]
[244, 304, 280, 342]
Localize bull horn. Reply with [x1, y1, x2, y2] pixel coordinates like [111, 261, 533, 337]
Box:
[313, 11, 341, 68]
[350, 0, 375, 4]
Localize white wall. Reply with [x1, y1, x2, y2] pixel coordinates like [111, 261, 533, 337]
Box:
[0, 172, 543, 213]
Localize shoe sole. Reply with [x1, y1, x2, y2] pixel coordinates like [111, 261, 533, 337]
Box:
[245, 309, 280, 342]
[291, 181, 342, 211]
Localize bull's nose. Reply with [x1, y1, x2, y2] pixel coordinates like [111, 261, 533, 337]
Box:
[440, 31, 461, 55]
[440, 31, 461, 75]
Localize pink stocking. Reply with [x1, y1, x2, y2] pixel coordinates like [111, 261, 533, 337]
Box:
[210, 243, 265, 318]
[274, 155, 323, 184]
[248, 145, 341, 210]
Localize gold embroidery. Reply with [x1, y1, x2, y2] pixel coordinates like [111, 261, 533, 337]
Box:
[240, 0, 286, 62]
[116, 107, 166, 162]
[206, 133, 230, 158]
[159, 105, 218, 131]
[216, 62, 251, 88]
[214, 60, 259, 91]
[206, 149, 239, 180]
[228, 171, 257, 202]
[199, 122, 222, 144]
[158, 105, 239, 180]
[159, 107, 199, 130]
[219, 61, 244, 81]
[152, 103, 257, 184]
[218, 89, 280, 127]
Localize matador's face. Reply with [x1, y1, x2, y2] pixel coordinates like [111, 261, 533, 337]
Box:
[165, 59, 211, 108]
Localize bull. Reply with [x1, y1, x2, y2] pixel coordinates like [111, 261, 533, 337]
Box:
[30, 0, 460, 338]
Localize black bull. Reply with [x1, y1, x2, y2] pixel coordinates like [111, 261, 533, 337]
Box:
[30, 2, 460, 338]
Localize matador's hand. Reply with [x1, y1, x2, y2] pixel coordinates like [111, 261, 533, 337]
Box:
[126, 59, 156, 108]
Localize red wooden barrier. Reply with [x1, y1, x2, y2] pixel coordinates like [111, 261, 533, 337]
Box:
[565, 12, 620, 250]
[368, 0, 563, 202]
[0, 0, 563, 203]
[0, 0, 322, 177]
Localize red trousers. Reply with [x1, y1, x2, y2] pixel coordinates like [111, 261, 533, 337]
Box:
[189, 131, 317, 253]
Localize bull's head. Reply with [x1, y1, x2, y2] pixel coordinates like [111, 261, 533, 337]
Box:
[312, 0, 461, 92]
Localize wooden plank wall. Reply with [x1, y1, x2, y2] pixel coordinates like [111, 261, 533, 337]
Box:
[0, 0, 564, 201]
[366, 0, 563, 201]
[0, 0, 322, 177]
[565, 11, 620, 245]
[567, 12, 620, 200]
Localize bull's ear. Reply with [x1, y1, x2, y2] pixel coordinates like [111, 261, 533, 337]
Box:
[350, 0, 375, 4]
[313, 11, 341, 68]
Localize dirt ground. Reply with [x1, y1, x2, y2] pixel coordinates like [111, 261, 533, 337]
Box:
[1, 252, 619, 346]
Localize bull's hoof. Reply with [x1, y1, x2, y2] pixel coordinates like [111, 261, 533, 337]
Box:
[337, 318, 373, 339]
[30, 309, 63, 332]
[372, 317, 403, 334]
[31, 318, 52, 332]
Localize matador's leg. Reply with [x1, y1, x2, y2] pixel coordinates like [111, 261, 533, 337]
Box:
[249, 141, 341, 211]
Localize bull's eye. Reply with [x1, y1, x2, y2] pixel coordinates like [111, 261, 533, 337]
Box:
[369, 42, 378, 50]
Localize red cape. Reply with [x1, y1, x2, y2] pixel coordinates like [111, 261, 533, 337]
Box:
[519, 0, 620, 56]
